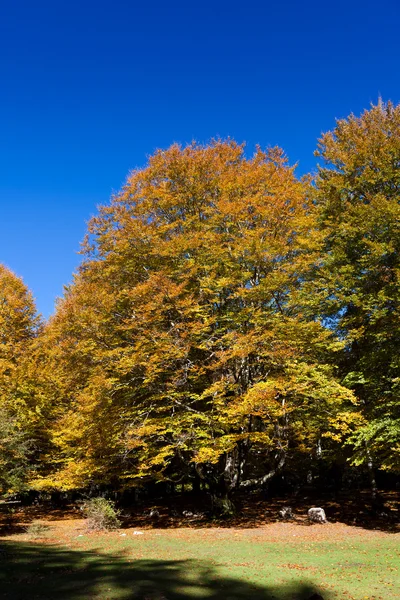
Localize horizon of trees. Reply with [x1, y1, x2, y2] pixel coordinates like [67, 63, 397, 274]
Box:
[1, 101, 399, 506]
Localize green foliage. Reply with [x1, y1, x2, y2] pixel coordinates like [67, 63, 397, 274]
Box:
[312, 100, 400, 472]
[0, 406, 32, 495]
[211, 495, 236, 517]
[83, 497, 121, 531]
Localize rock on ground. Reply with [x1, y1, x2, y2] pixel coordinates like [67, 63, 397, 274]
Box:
[279, 506, 293, 519]
[308, 507, 327, 523]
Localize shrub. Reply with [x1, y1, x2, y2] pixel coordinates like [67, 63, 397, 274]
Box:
[83, 497, 121, 531]
[211, 495, 236, 518]
[25, 520, 50, 539]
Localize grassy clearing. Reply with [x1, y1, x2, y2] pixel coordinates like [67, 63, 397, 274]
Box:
[0, 523, 399, 599]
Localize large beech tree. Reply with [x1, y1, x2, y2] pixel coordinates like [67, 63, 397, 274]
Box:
[36, 141, 356, 495]
[0, 265, 42, 494]
[313, 101, 400, 473]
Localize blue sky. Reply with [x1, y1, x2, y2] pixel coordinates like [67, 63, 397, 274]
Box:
[1, 0, 399, 318]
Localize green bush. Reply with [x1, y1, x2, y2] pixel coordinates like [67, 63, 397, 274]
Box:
[83, 497, 121, 531]
[211, 495, 236, 518]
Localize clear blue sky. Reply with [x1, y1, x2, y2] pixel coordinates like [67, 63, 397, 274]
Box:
[1, 0, 399, 318]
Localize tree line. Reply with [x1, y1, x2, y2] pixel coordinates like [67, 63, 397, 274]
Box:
[1, 101, 399, 505]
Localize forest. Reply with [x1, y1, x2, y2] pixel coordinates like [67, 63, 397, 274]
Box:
[1, 101, 399, 514]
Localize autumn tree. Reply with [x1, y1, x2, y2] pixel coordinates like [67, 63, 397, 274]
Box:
[0, 265, 42, 494]
[313, 101, 400, 475]
[37, 141, 356, 498]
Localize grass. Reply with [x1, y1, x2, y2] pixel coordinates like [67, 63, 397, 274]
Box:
[0, 525, 399, 599]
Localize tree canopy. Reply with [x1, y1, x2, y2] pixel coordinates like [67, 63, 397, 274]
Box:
[1, 102, 399, 501]
[0, 265, 41, 494]
[33, 141, 356, 495]
[312, 101, 400, 472]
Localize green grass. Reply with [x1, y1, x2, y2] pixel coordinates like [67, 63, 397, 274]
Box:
[0, 529, 399, 599]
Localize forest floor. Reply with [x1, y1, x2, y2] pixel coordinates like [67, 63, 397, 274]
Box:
[0, 493, 399, 600]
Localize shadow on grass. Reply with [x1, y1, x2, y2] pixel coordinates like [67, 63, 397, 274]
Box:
[0, 540, 328, 600]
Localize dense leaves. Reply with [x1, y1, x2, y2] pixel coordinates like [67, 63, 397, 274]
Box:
[313, 101, 400, 472]
[1, 102, 399, 499]
[33, 141, 356, 493]
[0, 265, 41, 494]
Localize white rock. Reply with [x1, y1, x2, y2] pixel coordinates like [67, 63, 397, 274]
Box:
[133, 531, 144, 535]
[279, 506, 293, 519]
[308, 507, 327, 523]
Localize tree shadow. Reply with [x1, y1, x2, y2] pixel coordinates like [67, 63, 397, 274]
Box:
[118, 489, 400, 533]
[0, 504, 82, 537]
[0, 540, 329, 600]
[2, 487, 399, 535]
